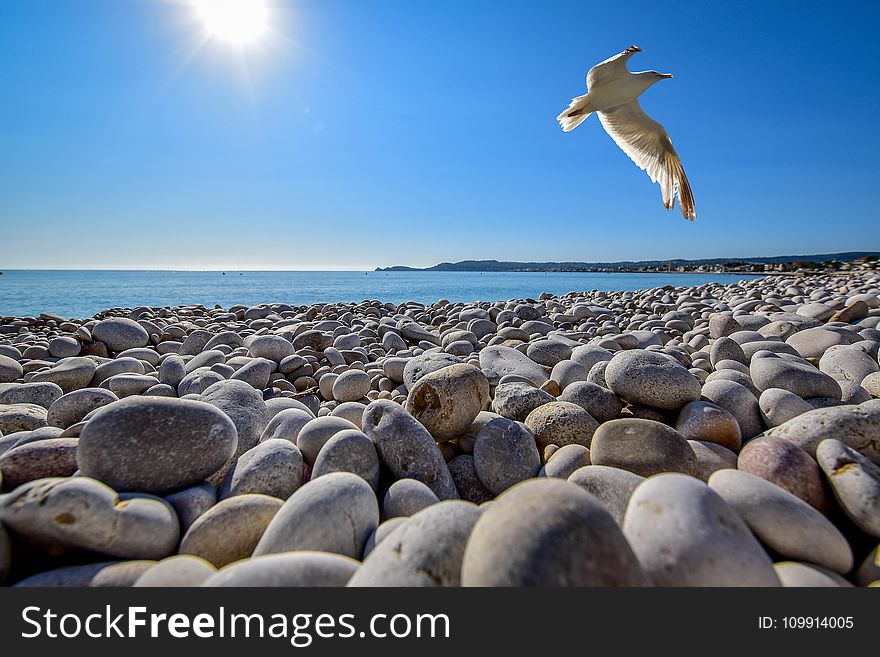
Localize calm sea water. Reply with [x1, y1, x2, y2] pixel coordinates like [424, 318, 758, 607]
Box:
[0, 270, 763, 319]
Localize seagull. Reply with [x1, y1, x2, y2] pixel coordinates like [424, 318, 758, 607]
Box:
[557, 45, 696, 220]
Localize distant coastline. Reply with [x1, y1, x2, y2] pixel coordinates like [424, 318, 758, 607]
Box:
[375, 252, 880, 274]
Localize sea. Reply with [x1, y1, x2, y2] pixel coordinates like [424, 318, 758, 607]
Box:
[0, 270, 764, 319]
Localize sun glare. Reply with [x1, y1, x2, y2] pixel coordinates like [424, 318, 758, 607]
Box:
[194, 0, 269, 45]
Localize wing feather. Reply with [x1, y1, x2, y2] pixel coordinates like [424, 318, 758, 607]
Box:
[586, 45, 642, 90]
[597, 100, 696, 220]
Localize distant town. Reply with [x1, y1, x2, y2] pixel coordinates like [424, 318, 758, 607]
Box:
[376, 252, 880, 275]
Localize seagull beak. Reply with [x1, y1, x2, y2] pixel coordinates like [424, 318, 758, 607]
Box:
[659, 73, 673, 79]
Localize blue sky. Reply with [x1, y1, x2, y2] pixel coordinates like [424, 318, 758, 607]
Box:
[1, 0, 878, 270]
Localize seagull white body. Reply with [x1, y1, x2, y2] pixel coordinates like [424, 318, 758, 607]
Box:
[557, 45, 696, 220]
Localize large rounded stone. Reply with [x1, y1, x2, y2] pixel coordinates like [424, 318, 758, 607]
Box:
[349, 501, 481, 587]
[92, 318, 149, 352]
[605, 349, 701, 410]
[478, 346, 548, 387]
[200, 379, 269, 484]
[566, 465, 644, 526]
[30, 357, 97, 394]
[750, 357, 841, 399]
[0, 438, 79, 490]
[590, 418, 697, 477]
[524, 401, 598, 452]
[361, 400, 458, 499]
[473, 417, 541, 495]
[253, 472, 379, 558]
[816, 439, 880, 538]
[331, 369, 371, 402]
[405, 363, 489, 441]
[688, 440, 737, 481]
[774, 562, 853, 587]
[203, 552, 359, 587]
[758, 388, 813, 428]
[623, 473, 780, 586]
[766, 404, 880, 464]
[47, 388, 118, 429]
[0, 403, 47, 434]
[402, 353, 461, 390]
[296, 416, 360, 465]
[219, 439, 304, 500]
[737, 435, 828, 511]
[0, 477, 179, 560]
[674, 400, 741, 451]
[491, 381, 554, 422]
[247, 335, 294, 362]
[382, 478, 440, 518]
[260, 407, 313, 443]
[0, 382, 62, 409]
[77, 397, 238, 494]
[179, 494, 282, 567]
[133, 555, 217, 587]
[558, 381, 624, 424]
[540, 444, 591, 479]
[819, 345, 879, 384]
[701, 379, 764, 439]
[708, 469, 852, 574]
[447, 455, 494, 505]
[0, 355, 23, 383]
[461, 478, 648, 586]
[311, 429, 380, 490]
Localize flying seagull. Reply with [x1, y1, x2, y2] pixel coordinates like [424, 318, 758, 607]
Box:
[557, 45, 696, 220]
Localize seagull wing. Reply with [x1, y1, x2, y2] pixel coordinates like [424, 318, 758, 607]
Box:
[597, 99, 696, 220]
[586, 45, 642, 90]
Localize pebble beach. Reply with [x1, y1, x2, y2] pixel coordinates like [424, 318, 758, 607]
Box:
[0, 272, 879, 587]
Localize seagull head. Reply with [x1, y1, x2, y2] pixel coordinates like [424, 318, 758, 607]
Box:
[645, 70, 673, 81]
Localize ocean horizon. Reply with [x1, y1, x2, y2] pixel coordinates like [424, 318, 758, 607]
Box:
[0, 269, 764, 318]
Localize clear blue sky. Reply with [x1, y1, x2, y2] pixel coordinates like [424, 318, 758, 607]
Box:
[1, 0, 878, 270]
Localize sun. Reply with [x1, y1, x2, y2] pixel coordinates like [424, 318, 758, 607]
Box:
[193, 0, 269, 45]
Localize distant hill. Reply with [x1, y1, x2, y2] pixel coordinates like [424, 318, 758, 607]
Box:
[375, 252, 880, 272]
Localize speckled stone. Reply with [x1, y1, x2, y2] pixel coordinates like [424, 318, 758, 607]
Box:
[590, 418, 697, 477]
[524, 401, 598, 452]
[816, 438, 880, 538]
[737, 435, 828, 511]
[473, 417, 541, 494]
[605, 349, 701, 410]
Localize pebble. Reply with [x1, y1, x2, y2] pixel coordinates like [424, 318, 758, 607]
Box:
[750, 357, 841, 399]
[46, 388, 118, 428]
[0, 355, 23, 383]
[491, 381, 554, 421]
[77, 396, 238, 495]
[700, 379, 764, 439]
[774, 561, 853, 587]
[179, 494, 283, 567]
[362, 400, 458, 499]
[382, 478, 440, 518]
[473, 417, 542, 494]
[405, 363, 489, 441]
[566, 465, 644, 526]
[766, 404, 880, 463]
[540, 444, 591, 479]
[623, 473, 780, 586]
[0, 477, 179, 560]
[253, 472, 379, 559]
[332, 369, 371, 402]
[757, 387, 814, 428]
[311, 428, 380, 490]
[402, 352, 461, 389]
[0, 382, 62, 409]
[557, 381, 624, 423]
[590, 418, 697, 477]
[203, 552, 360, 587]
[674, 400, 742, 451]
[349, 500, 481, 587]
[165, 483, 216, 534]
[461, 478, 649, 586]
[708, 469, 852, 574]
[446, 455, 494, 504]
[133, 555, 217, 587]
[219, 438, 304, 500]
[815, 439, 880, 538]
[737, 435, 828, 511]
[688, 440, 737, 481]
[478, 345, 548, 387]
[30, 357, 97, 394]
[524, 401, 598, 452]
[605, 349, 701, 410]
[91, 318, 149, 352]
[296, 416, 360, 465]
[0, 438, 79, 490]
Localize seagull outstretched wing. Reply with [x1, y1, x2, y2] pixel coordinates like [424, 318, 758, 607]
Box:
[597, 99, 696, 220]
[587, 45, 642, 90]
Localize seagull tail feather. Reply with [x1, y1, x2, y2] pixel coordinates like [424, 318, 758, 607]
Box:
[556, 94, 593, 132]
[670, 156, 696, 221]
